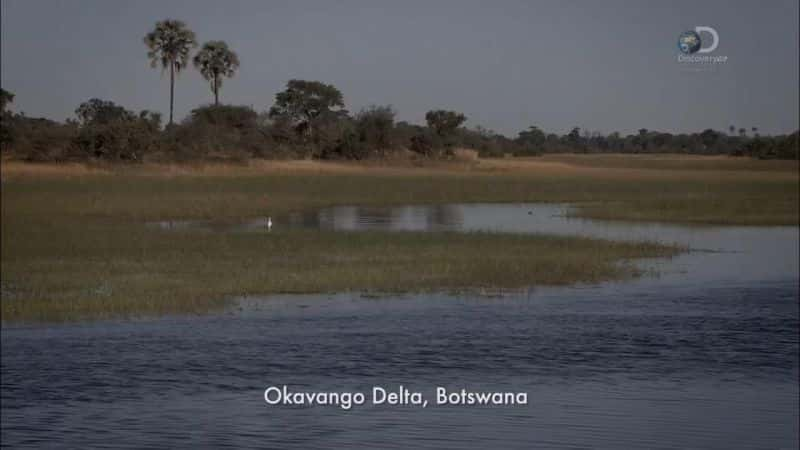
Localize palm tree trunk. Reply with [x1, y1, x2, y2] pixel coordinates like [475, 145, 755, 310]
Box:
[214, 74, 219, 106]
[169, 63, 175, 125]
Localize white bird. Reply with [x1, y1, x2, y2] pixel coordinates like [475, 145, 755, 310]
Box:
[266, 216, 273, 231]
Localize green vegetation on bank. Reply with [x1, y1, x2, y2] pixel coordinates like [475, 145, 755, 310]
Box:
[2, 85, 797, 163]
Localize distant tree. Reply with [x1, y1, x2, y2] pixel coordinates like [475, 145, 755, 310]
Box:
[699, 128, 721, 150]
[269, 80, 346, 140]
[144, 19, 197, 125]
[0, 88, 14, 112]
[355, 105, 395, 150]
[516, 125, 546, 154]
[72, 99, 161, 160]
[566, 126, 581, 147]
[75, 98, 134, 125]
[425, 110, 466, 136]
[545, 133, 560, 150]
[193, 41, 240, 106]
[138, 110, 163, 129]
[591, 132, 610, 151]
[606, 131, 622, 152]
[0, 88, 15, 149]
[751, 126, 759, 137]
[637, 128, 650, 151]
[651, 132, 671, 150]
[728, 125, 735, 136]
[409, 132, 439, 156]
[454, 125, 508, 157]
[775, 131, 798, 159]
[738, 127, 747, 137]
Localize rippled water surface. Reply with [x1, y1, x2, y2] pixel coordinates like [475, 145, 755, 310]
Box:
[4, 204, 799, 449]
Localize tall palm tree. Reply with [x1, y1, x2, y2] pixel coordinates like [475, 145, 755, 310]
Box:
[193, 41, 240, 106]
[144, 19, 197, 125]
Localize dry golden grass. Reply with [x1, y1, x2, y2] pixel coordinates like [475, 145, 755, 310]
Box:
[539, 153, 799, 173]
[1, 158, 475, 180]
[0, 161, 111, 178]
[5, 153, 795, 180]
[452, 148, 480, 162]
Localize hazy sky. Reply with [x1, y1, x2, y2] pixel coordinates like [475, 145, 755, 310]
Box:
[2, 0, 798, 136]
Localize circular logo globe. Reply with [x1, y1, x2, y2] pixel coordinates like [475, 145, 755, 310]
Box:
[678, 30, 702, 54]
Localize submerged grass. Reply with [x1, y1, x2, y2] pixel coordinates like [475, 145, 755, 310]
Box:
[1, 155, 796, 322]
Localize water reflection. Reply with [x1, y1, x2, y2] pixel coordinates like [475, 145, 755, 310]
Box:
[147, 203, 800, 285]
[149, 204, 465, 233]
[146, 201, 791, 249]
[315, 205, 463, 231]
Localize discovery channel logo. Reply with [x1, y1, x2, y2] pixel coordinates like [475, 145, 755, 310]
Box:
[677, 26, 728, 64]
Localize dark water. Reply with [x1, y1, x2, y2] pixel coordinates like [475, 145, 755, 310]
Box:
[4, 204, 799, 449]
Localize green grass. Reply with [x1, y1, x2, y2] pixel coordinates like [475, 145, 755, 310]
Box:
[1, 158, 796, 322]
[3, 169, 796, 224]
[1, 220, 676, 322]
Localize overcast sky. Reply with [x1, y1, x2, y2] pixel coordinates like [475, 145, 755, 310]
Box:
[2, 0, 798, 136]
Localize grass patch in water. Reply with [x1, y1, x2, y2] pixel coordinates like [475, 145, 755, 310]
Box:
[1, 220, 679, 322]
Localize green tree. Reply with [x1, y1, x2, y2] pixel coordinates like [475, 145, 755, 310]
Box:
[144, 19, 197, 125]
[516, 126, 546, 154]
[699, 128, 721, 150]
[566, 126, 581, 146]
[75, 98, 134, 125]
[638, 128, 649, 151]
[0, 88, 15, 149]
[268, 79, 347, 139]
[193, 41, 240, 106]
[355, 105, 395, 150]
[139, 110, 163, 130]
[425, 110, 466, 136]
[72, 99, 161, 161]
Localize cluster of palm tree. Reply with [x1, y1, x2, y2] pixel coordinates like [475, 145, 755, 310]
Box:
[727, 125, 759, 138]
[144, 19, 239, 124]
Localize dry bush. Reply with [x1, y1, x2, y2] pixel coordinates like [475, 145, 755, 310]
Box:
[452, 148, 479, 162]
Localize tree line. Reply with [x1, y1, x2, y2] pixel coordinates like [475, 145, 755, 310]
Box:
[511, 125, 798, 160]
[0, 18, 796, 162]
